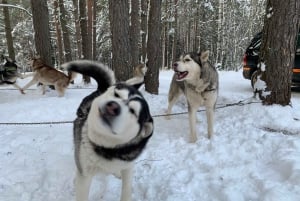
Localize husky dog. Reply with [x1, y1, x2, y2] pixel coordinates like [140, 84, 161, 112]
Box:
[125, 63, 147, 89]
[166, 50, 218, 142]
[64, 60, 153, 201]
[21, 58, 76, 96]
[0, 57, 24, 93]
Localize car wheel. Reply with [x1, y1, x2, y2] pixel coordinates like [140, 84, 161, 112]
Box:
[251, 70, 259, 89]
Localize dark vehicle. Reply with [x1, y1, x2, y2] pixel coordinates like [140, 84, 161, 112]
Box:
[242, 31, 300, 88]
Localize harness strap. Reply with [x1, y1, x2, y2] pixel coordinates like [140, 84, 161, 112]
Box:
[186, 82, 216, 94]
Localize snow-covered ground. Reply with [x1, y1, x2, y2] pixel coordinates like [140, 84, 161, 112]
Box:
[1, 70, 300, 201]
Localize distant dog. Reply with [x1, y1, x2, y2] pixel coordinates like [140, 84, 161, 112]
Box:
[64, 60, 153, 201]
[0, 58, 24, 93]
[21, 58, 76, 96]
[125, 63, 147, 89]
[166, 51, 219, 142]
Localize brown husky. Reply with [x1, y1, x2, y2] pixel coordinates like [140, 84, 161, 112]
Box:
[125, 63, 147, 88]
[21, 58, 76, 96]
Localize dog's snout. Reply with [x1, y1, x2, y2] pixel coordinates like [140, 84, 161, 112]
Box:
[104, 101, 121, 116]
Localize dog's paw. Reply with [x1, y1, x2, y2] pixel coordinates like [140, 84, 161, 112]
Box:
[189, 136, 197, 143]
[113, 171, 121, 179]
[164, 109, 172, 120]
[165, 115, 171, 120]
[20, 89, 25, 94]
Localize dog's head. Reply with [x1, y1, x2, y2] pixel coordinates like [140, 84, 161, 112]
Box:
[1, 58, 18, 78]
[31, 57, 42, 70]
[173, 50, 209, 81]
[87, 82, 153, 147]
[134, 63, 147, 77]
[125, 63, 147, 88]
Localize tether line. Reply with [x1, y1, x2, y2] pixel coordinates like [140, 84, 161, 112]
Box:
[0, 99, 261, 126]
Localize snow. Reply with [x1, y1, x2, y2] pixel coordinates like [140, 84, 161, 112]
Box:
[1, 70, 300, 201]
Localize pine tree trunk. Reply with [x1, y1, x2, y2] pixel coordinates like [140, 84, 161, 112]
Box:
[260, 0, 300, 105]
[109, 0, 132, 81]
[130, 0, 141, 66]
[87, 0, 93, 60]
[171, 0, 178, 65]
[92, 0, 97, 60]
[79, 0, 90, 83]
[30, 0, 53, 66]
[58, 0, 72, 62]
[145, 0, 162, 94]
[141, 0, 148, 63]
[2, 0, 15, 60]
[53, 1, 63, 65]
[72, 0, 82, 59]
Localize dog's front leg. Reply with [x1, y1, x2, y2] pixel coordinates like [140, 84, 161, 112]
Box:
[120, 167, 133, 201]
[13, 83, 25, 94]
[188, 104, 198, 143]
[21, 77, 38, 94]
[75, 171, 93, 201]
[206, 107, 214, 139]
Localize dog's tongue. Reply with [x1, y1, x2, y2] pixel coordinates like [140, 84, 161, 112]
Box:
[176, 71, 188, 80]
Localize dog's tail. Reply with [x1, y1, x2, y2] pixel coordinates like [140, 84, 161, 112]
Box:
[62, 60, 115, 92]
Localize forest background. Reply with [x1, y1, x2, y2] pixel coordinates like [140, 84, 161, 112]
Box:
[0, 0, 266, 75]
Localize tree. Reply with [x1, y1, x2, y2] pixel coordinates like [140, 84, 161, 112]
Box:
[53, 0, 63, 65]
[2, 0, 15, 60]
[171, 0, 179, 65]
[87, 0, 93, 59]
[145, 0, 162, 94]
[141, 0, 148, 63]
[259, 0, 300, 105]
[30, 0, 53, 66]
[72, 0, 82, 59]
[58, 0, 72, 62]
[109, 0, 132, 81]
[130, 0, 141, 67]
[79, 0, 91, 83]
[92, 0, 97, 60]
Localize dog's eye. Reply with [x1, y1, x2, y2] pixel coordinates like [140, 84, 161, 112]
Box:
[128, 100, 141, 118]
[129, 108, 137, 116]
[114, 92, 120, 98]
[184, 58, 191, 62]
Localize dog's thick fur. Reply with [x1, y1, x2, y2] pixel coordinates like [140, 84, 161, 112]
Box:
[21, 58, 75, 96]
[64, 60, 153, 201]
[166, 50, 218, 142]
[0, 58, 24, 93]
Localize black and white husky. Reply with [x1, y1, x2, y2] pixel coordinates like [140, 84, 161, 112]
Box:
[0, 58, 24, 93]
[64, 60, 153, 201]
[166, 51, 218, 142]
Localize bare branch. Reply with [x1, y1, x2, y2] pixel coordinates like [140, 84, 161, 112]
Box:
[0, 4, 32, 17]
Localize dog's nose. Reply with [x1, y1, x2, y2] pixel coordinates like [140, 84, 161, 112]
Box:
[104, 101, 121, 116]
[173, 63, 178, 70]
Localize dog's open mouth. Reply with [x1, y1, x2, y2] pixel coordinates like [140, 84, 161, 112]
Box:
[175, 71, 188, 81]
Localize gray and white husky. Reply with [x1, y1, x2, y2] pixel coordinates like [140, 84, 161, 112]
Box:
[166, 51, 218, 142]
[64, 60, 153, 201]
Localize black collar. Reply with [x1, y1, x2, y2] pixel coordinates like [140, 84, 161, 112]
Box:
[88, 133, 152, 161]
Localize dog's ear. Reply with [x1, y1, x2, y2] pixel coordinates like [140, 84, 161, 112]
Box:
[200, 50, 210, 62]
[5, 57, 12, 63]
[33, 55, 41, 60]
